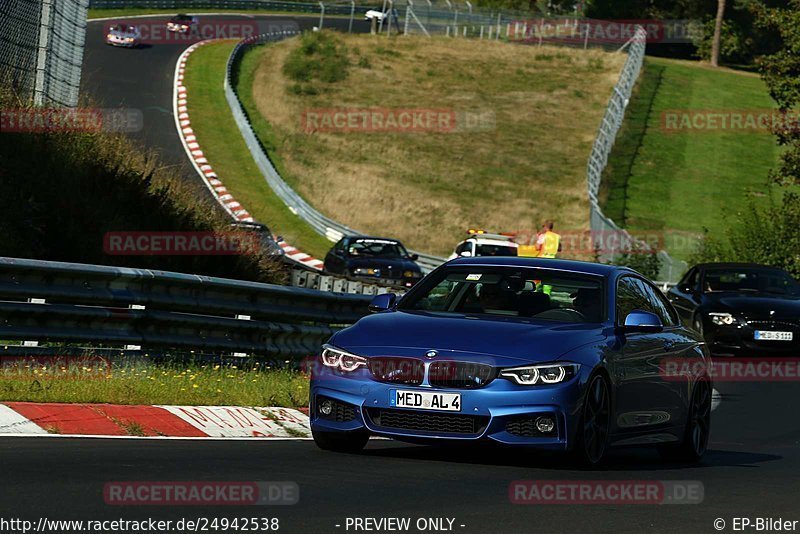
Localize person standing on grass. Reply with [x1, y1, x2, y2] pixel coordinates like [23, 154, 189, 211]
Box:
[536, 220, 562, 258]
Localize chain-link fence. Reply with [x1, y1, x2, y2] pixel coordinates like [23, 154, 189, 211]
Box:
[0, 0, 89, 107]
[586, 26, 686, 283]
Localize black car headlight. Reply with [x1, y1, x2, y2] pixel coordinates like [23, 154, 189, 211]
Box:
[708, 312, 738, 326]
[500, 363, 580, 386]
[321, 344, 367, 372]
[403, 270, 421, 278]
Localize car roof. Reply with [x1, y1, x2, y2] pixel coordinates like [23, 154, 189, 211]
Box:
[466, 237, 519, 246]
[696, 262, 786, 271]
[446, 256, 631, 276]
[346, 235, 403, 244]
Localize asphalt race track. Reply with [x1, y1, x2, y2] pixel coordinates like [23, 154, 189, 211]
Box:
[4, 15, 790, 534]
[80, 14, 368, 193]
[2, 380, 800, 534]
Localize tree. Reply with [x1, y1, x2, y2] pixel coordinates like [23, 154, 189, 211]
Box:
[710, 0, 727, 66]
[753, 0, 800, 186]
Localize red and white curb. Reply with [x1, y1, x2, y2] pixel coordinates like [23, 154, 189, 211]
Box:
[277, 241, 325, 270]
[0, 403, 311, 439]
[173, 41, 325, 271]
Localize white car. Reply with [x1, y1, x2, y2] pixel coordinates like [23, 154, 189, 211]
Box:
[364, 9, 387, 21]
[447, 230, 519, 260]
[105, 24, 141, 48]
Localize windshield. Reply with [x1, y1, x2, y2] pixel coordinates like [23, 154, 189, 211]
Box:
[399, 267, 605, 323]
[347, 239, 408, 258]
[703, 268, 800, 295]
[475, 244, 517, 257]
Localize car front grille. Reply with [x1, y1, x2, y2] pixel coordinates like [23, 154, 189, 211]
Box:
[366, 408, 488, 435]
[368, 357, 425, 386]
[427, 361, 495, 389]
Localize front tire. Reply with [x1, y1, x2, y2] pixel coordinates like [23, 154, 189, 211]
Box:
[573, 373, 611, 467]
[659, 379, 711, 463]
[312, 429, 369, 453]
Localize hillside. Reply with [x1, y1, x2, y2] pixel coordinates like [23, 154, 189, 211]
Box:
[239, 33, 625, 256]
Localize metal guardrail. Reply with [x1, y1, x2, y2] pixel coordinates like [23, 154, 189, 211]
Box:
[586, 26, 687, 283]
[0, 256, 373, 358]
[224, 32, 445, 273]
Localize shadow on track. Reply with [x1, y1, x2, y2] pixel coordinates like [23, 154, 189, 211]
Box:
[354, 442, 781, 472]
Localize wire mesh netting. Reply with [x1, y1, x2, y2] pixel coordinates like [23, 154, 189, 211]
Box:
[0, 0, 89, 107]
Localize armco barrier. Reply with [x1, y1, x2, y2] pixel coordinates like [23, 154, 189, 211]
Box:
[224, 33, 446, 273]
[0, 256, 374, 358]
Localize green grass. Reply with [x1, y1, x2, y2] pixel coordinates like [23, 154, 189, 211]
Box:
[0, 361, 309, 406]
[183, 41, 332, 258]
[600, 57, 787, 261]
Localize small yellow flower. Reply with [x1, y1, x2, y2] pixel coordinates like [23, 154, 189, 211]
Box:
[192, 384, 199, 388]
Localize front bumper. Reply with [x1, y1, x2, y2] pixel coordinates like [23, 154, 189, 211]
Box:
[105, 38, 138, 47]
[310, 364, 585, 450]
[708, 320, 799, 357]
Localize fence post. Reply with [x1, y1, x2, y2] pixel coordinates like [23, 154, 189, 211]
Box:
[404, 0, 412, 34]
[34, 0, 54, 106]
[349, 0, 355, 33]
[318, 2, 325, 30]
[538, 17, 544, 46]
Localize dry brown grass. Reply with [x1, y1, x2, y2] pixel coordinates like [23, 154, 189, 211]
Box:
[249, 34, 625, 256]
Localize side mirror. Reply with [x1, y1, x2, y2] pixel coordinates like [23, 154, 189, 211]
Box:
[459, 251, 472, 258]
[368, 293, 396, 313]
[622, 309, 663, 333]
[409, 253, 419, 261]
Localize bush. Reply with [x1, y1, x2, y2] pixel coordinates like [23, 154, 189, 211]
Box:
[690, 192, 800, 279]
[610, 243, 662, 280]
[282, 31, 349, 91]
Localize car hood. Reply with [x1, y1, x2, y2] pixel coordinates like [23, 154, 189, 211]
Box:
[331, 310, 606, 366]
[346, 257, 420, 272]
[706, 293, 800, 317]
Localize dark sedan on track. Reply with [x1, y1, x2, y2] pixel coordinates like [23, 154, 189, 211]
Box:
[324, 235, 423, 288]
[667, 263, 800, 356]
[310, 257, 712, 466]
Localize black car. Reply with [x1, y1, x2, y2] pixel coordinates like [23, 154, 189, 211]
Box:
[324, 236, 422, 288]
[229, 221, 284, 258]
[667, 263, 800, 356]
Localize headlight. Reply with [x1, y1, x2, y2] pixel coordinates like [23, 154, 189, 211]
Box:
[353, 268, 380, 276]
[403, 270, 418, 278]
[708, 312, 738, 326]
[321, 345, 367, 372]
[500, 363, 579, 386]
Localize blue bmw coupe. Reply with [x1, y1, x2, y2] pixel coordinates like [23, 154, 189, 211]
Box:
[310, 257, 712, 466]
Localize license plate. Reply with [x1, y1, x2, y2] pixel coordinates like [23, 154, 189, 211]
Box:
[393, 390, 461, 412]
[754, 330, 793, 341]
